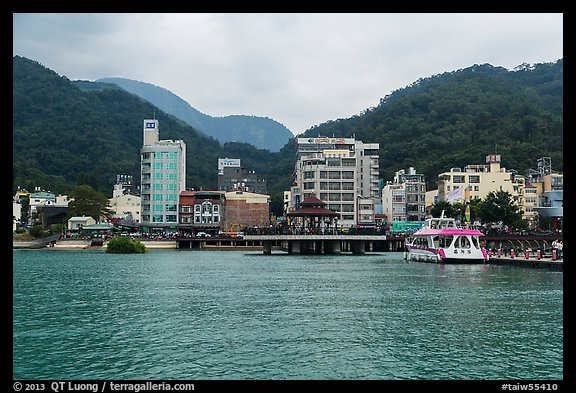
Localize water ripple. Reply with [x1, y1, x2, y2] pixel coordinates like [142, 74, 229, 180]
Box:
[13, 250, 563, 380]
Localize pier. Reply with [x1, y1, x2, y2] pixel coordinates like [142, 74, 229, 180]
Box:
[174, 234, 405, 254]
[240, 234, 403, 254]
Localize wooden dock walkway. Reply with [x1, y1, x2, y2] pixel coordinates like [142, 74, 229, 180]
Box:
[488, 256, 563, 271]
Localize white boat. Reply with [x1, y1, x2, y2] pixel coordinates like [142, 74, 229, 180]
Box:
[404, 212, 488, 264]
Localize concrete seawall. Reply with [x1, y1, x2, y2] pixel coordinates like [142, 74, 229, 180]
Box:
[47, 239, 178, 250]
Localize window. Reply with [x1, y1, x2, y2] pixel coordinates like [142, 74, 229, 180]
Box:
[327, 158, 341, 167]
[154, 183, 163, 190]
[328, 193, 341, 201]
[154, 152, 163, 159]
[154, 162, 163, 169]
[453, 175, 465, 183]
[469, 175, 480, 183]
[166, 204, 177, 212]
[153, 194, 163, 201]
[166, 215, 177, 222]
[166, 162, 176, 169]
[329, 171, 341, 179]
[341, 193, 354, 201]
[341, 204, 354, 212]
[152, 215, 163, 222]
[154, 173, 163, 180]
[320, 171, 328, 179]
[153, 204, 163, 212]
[342, 171, 354, 179]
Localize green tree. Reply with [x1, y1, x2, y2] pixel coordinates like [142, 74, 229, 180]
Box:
[429, 200, 459, 218]
[28, 225, 47, 239]
[477, 191, 524, 229]
[106, 235, 146, 254]
[67, 184, 114, 221]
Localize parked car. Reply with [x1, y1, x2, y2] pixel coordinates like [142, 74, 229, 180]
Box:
[196, 232, 211, 238]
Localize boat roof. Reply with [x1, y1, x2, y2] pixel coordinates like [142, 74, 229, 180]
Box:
[414, 228, 484, 236]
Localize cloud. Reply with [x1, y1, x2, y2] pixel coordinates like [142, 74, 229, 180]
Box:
[13, 13, 563, 135]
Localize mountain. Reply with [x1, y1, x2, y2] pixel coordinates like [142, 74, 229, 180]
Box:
[95, 77, 294, 152]
[13, 55, 563, 215]
[12, 55, 280, 198]
[302, 61, 563, 186]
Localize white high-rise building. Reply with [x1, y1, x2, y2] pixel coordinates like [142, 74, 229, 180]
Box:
[290, 136, 380, 227]
[140, 119, 186, 233]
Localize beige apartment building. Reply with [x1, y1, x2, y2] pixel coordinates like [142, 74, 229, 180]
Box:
[437, 154, 522, 204]
[436, 155, 563, 228]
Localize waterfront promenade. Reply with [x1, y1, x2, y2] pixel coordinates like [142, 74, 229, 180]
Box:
[14, 235, 563, 270]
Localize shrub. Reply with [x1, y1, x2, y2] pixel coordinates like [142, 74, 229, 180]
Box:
[28, 225, 48, 238]
[106, 235, 146, 254]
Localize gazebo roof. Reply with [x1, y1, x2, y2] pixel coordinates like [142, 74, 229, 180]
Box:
[287, 194, 339, 217]
[286, 207, 339, 217]
[300, 194, 326, 207]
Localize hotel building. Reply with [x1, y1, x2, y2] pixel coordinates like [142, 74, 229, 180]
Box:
[140, 119, 186, 233]
[217, 158, 267, 194]
[290, 136, 380, 227]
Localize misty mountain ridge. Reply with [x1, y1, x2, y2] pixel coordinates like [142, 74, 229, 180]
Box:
[95, 77, 293, 152]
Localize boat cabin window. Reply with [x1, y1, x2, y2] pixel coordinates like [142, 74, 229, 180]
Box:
[457, 236, 471, 249]
[438, 236, 452, 247]
[471, 236, 480, 248]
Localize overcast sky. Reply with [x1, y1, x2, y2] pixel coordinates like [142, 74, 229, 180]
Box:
[13, 13, 563, 136]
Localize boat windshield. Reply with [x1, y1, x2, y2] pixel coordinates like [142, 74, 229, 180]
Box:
[426, 218, 458, 229]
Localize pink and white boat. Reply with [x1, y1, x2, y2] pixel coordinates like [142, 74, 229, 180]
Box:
[404, 212, 489, 264]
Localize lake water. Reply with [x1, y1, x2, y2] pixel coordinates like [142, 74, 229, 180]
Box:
[12, 249, 563, 380]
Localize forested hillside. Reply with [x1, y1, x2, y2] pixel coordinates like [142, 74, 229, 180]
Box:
[12, 56, 280, 196]
[304, 61, 563, 186]
[13, 56, 563, 215]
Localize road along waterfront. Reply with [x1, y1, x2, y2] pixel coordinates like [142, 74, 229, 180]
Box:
[13, 249, 563, 380]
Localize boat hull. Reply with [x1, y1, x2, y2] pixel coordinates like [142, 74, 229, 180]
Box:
[405, 246, 488, 264]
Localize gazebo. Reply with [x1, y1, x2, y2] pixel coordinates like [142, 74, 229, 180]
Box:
[286, 194, 339, 234]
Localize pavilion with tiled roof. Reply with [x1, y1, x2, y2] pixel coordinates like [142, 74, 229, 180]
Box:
[286, 194, 339, 231]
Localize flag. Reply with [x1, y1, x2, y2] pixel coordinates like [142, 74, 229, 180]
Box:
[446, 186, 464, 202]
